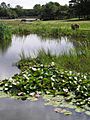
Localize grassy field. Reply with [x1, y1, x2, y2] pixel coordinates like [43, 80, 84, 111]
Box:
[0, 19, 90, 38]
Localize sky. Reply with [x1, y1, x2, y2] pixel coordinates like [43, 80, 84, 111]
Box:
[0, 0, 69, 9]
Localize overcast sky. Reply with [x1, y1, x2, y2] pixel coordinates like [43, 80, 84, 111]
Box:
[0, 0, 69, 9]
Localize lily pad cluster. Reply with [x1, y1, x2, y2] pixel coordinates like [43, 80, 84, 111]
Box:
[0, 59, 90, 111]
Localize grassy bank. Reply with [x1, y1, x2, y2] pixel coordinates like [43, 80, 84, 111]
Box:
[0, 20, 90, 38]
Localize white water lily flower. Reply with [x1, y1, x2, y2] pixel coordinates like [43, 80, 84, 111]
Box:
[63, 88, 68, 92]
[12, 82, 17, 85]
[74, 81, 77, 84]
[74, 77, 78, 80]
[77, 85, 80, 91]
[61, 72, 64, 74]
[23, 74, 29, 80]
[60, 75, 63, 78]
[4, 88, 8, 90]
[16, 81, 19, 84]
[52, 75, 56, 78]
[88, 98, 90, 101]
[5, 83, 8, 87]
[69, 76, 72, 79]
[51, 62, 55, 66]
[29, 92, 35, 96]
[84, 75, 87, 79]
[9, 85, 12, 88]
[38, 68, 40, 70]
[69, 71, 72, 75]
[39, 76, 43, 79]
[83, 86, 87, 90]
[51, 77, 55, 81]
[40, 64, 43, 67]
[32, 67, 37, 71]
[9, 78, 13, 81]
[77, 73, 80, 76]
[79, 79, 82, 82]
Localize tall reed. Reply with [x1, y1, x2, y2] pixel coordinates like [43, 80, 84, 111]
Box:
[0, 23, 12, 40]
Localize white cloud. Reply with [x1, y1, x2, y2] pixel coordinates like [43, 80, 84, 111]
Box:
[0, 0, 69, 9]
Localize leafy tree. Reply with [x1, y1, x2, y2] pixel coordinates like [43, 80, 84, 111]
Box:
[69, 0, 90, 19]
[33, 4, 42, 17]
[40, 2, 69, 20]
[0, 1, 69, 20]
[14, 5, 23, 17]
[0, 2, 7, 8]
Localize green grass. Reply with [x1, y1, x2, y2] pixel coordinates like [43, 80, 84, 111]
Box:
[0, 23, 12, 51]
[19, 48, 90, 73]
[0, 23, 12, 40]
[0, 20, 90, 38]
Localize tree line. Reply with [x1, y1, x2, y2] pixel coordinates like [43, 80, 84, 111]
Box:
[69, 0, 90, 19]
[0, 1, 90, 20]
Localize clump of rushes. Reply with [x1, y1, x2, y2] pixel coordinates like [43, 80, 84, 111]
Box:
[0, 23, 12, 40]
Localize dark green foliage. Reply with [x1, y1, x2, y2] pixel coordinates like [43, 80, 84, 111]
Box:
[0, 1, 69, 20]
[40, 2, 69, 20]
[69, 0, 90, 19]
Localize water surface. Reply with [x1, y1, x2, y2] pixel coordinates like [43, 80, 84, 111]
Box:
[0, 97, 90, 120]
[0, 34, 75, 80]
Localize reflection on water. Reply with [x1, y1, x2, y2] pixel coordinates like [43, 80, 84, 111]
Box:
[0, 36, 11, 54]
[0, 34, 89, 80]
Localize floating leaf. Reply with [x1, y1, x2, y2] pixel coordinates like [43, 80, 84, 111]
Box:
[85, 111, 90, 116]
[64, 111, 72, 115]
[75, 108, 85, 113]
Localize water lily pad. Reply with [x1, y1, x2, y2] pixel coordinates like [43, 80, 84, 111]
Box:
[75, 107, 85, 113]
[54, 108, 72, 115]
[85, 111, 90, 116]
[64, 111, 72, 115]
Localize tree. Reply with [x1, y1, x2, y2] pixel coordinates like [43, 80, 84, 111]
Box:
[33, 4, 42, 17]
[15, 5, 23, 17]
[69, 0, 90, 19]
[40, 2, 60, 20]
[0, 2, 7, 8]
[40, 2, 69, 20]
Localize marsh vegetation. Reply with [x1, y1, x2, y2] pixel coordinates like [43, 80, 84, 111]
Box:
[0, 20, 90, 116]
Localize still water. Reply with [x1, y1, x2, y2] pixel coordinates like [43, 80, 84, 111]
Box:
[0, 34, 75, 80]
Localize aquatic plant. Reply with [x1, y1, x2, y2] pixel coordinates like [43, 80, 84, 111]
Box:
[0, 54, 90, 115]
[0, 23, 12, 40]
[0, 59, 90, 104]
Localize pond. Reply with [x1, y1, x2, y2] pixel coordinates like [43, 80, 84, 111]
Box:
[0, 97, 90, 120]
[0, 34, 88, 80]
